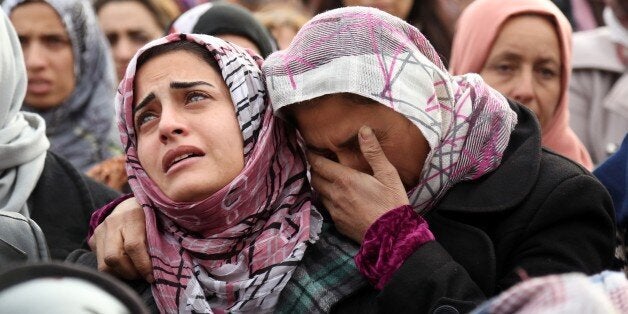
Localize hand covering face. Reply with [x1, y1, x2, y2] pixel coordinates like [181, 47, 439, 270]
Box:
[263, 6, 518, 215]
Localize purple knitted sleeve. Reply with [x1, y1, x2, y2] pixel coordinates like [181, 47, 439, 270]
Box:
[354, 204, 435, 289]
[87, 193, 133, 240]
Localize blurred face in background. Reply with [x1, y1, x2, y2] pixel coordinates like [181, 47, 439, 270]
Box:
[341, 0, 413, 20]
[480, 15, 561, 129]
[98, 1, 163, 80]
[11, 2, 76, 110]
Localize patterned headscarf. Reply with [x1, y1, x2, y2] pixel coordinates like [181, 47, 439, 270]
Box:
[117, 33, 315, 313]
[3, 0, 117, 173]
[263, 6, 518, 214]
[449, 0, 593, 170]
[0, 10, 49, 216]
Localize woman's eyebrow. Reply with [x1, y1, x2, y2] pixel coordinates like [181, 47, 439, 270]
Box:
[134, 92, 155, 115]
[170, 81, 214, 89]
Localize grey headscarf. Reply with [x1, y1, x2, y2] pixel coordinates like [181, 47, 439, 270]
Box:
[0, 10, 49, 216]
[3, 0, 117, 173]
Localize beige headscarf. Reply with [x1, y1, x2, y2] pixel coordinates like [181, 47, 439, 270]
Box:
[450, 0, 593, 170]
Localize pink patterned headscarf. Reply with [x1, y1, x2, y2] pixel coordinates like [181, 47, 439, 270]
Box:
[449, 0, 593, 170]
[116, 33, 315, 313]
[263, 7, 518, 213]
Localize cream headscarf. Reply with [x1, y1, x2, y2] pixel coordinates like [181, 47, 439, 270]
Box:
[450, 0, 593, 170]
[0, 10, 49, 216]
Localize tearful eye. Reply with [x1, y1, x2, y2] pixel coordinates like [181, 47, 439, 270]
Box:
[136, 112, 157, 127]
[186, 92, 208, 104]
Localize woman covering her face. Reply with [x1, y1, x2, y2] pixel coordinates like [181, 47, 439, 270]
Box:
[449, 0, 593, 170]
[3, 0, 118, 173]
[115, 33, 314, 312]
[87, 7, 615, 313]
[263, 6, 614, 312]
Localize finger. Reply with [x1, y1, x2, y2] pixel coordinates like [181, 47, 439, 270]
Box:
[358, 125, 397, 182]
[310, 172, 334, 197]
[122, 232, 154, 283]
[102, 227, 141, 280]
[307, 151, 356, 182]
[319, 195, 340, 221]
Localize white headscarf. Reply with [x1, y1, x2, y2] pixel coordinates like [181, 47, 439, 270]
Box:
[0, 10, 50, 216]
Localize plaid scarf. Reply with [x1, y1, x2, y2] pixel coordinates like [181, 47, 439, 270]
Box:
[276, 222, 368, 314]
[117, 33, 316, 313]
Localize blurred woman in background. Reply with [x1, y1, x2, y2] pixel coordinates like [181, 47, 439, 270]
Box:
[3, 0, 119, 172]
[450, 0, 593, 169]
[94, 0, 179, 81]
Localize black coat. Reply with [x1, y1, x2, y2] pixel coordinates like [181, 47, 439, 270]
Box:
[333, 101, 616, 313]
[27, 152, 119, 260]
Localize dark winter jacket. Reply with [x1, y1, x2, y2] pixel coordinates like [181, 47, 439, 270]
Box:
[28, 152, 119, 260]
[330, 100, 616, 313]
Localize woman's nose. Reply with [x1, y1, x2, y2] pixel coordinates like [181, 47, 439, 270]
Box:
[24, 43, 47, 70]
[158, 108, 187, 144]
[509, 70, 535, 106]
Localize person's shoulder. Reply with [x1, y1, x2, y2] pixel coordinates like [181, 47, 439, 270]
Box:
[539, 147, 591, 178]
[40, 151, 120, 207]
[572, 27, 623, 72]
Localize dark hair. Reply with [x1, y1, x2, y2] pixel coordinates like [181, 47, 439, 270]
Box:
[135, 39, 221, 76]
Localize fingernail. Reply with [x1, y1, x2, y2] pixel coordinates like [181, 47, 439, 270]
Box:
[359, 126, 373, 141]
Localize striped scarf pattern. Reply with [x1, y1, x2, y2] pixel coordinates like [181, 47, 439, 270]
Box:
[116, 33, 315, 313]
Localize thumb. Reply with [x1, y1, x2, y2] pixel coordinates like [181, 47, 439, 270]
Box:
[358, 126, 397, 183]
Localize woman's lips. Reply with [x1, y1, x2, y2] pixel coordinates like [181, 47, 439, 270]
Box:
[162, 145, 206, 174]
[27, 79, 52, 95]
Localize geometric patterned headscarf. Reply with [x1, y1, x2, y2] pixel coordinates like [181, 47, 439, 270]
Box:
[116, 33, 314, 313]
[263, 6, 518, 215]
[3, 0, 117, 172]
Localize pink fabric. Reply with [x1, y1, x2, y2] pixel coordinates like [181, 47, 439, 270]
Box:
[354, 205, 434, 290]
[449, 0, 593, 170]
[571, 0, 598, 31]
[116, 33, 313, 312]
[263, 7, 518, 215]
[87, 193, 132, 240]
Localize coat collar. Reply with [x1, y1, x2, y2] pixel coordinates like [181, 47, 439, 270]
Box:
[437, 101, 542, 213]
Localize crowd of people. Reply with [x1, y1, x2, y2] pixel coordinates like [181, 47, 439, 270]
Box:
[0, 0, 626, 313]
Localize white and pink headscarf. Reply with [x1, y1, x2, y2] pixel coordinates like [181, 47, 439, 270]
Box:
[263, 7, 518, 214]
[116, 33, 316, 313]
